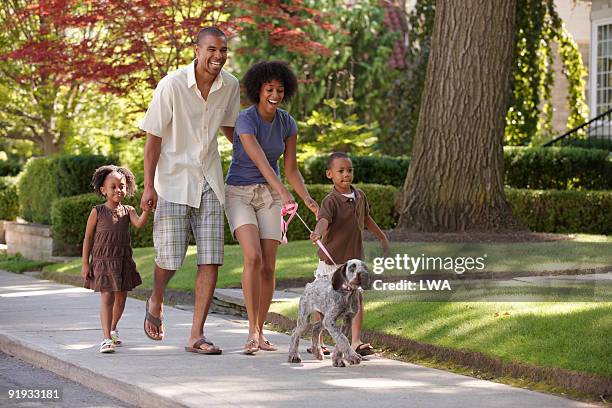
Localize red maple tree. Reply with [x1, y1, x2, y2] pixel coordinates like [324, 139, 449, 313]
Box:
[3, 0, 331, 103]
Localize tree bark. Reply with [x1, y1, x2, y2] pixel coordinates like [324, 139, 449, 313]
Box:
[398, 0, 523, 232]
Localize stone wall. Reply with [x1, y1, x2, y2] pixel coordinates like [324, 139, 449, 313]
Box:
[5, 222, 56, 261]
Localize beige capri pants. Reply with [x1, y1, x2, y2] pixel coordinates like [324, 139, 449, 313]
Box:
[224, 184, 282, 242]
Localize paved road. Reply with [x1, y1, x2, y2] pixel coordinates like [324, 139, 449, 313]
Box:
[0, 351, 133, 407]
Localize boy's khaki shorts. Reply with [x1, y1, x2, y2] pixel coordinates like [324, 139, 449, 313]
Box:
[225, 184, 282, 242]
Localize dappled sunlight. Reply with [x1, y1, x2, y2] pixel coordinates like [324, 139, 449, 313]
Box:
[63, 343, 95, 350]
[359, 297, 612, 376]
[0, 287, 89, 297]
[323, 378, 428, 389]
[127, 345, 180, 351]
[0, 284, 59, 292]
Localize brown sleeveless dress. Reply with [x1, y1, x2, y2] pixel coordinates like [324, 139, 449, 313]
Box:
[84, 204, 142, 292]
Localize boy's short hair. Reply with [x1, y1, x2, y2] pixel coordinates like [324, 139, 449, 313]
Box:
[327, 152, 351, 169]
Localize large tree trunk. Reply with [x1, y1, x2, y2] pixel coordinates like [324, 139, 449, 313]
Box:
[398, 0, 522, 232]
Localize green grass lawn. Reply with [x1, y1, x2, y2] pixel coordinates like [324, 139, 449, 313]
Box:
[270, 297, 612, 378]
[0, 253, 51, 273]
[43, 234, 612, 290]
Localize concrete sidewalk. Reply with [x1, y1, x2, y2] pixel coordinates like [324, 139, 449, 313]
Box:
[0, 271, 595, 408]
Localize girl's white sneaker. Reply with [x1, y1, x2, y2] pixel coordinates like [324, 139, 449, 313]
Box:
[110, 330, 122, 346]
[99, 338, 115, 354]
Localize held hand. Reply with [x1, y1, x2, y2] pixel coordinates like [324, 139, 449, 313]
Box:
[310, 231, 321, 243]
[141, 186, 158, 212]
[280, 188, 295, 207]
[304, 196, 319, 217]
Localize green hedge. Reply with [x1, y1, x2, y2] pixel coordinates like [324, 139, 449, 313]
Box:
[0, 177, 19, 220]
[507, 189, 612, 235]
[0, 160, 22, 177]
[303, 148, 612, 190]
[18, 154, 116, 224]
[50, 185, 612, 253]
[557, 137, 612, 151]
[504, 147, 612, 190]
[303, 155, 410, 187]
[51, 184, 400, 251]
[18, 157, 59, 224]
[51, 192, 154, 251]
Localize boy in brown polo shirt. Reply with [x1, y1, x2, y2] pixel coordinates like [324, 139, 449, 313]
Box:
[309, 152, 390, 356]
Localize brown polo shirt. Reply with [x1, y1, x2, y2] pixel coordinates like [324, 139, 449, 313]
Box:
[317, 186, 370, 265]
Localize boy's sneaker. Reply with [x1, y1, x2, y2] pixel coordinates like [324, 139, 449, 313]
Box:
[99, 338, 115, 354]
[110, 330, 122, 346]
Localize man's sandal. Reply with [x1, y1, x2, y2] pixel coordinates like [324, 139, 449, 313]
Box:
[110, 330, 122, 347]
[99, 338, 115, 354]
[244, 339, 259, 355]
[185, 337, 222, 355]
[144, 298, 164, 341]
[258, 339, 278, 351]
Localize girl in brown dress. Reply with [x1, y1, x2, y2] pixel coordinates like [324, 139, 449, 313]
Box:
[81, 165, 150, 353]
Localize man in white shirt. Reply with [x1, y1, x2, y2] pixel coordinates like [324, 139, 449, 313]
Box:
[139, 27, 240, 354]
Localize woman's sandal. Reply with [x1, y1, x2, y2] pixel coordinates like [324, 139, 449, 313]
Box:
[99, 338, 115, 354]
[306, 345, 331, 355]
[258, 339, 278, 351]
[244, 339, 259, 355]
[354, 343, 375, 356]
[110, 330, 122, 347]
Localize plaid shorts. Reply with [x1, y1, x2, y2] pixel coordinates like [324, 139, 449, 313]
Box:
[153, 180, 224, 270]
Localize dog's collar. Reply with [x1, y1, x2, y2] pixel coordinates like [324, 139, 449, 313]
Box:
[341, 283, 361, 293]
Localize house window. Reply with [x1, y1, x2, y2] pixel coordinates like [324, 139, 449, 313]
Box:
[595, 22, 612, 115]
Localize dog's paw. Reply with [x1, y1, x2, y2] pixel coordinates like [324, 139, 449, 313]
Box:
[346, 352, 362, 365]
[332, 359, 346, 367]
[288, 354, 302, 363]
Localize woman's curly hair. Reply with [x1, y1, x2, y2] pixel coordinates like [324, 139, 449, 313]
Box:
[91, 165, 136, 197]
[242, 61, 298, 104]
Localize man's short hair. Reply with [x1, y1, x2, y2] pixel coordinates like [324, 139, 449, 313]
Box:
[195, 27, 226, 45]
[327, 152, 351, 169]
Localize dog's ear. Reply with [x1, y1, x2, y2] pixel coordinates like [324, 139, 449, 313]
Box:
[331, 263, 348, 291]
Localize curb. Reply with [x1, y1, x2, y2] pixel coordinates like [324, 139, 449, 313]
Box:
[0, 332, 187, 408]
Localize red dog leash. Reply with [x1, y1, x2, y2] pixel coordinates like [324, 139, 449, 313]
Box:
[281, 203, 338, 267]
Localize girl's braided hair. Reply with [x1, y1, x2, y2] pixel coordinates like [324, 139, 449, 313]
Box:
[91, 165, 136, 197]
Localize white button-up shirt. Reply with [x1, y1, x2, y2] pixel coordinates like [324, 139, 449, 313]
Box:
[139, 60, 240, 207]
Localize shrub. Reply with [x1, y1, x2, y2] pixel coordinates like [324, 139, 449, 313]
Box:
[304, 154, 410, 187]
[507, 189, 612, 234]
[504, 147, 612, 190]
[51, 184, 399, 251]
[18, 154, 116, 224]
[55, 154, 117, 197]
[302, 148, 612, 190]
[18, 157, 59, 224]
[51, 192, 154, 250]
[0, 176, 19, 220]
[557, 137, 612, 151]
[0, 160, 22, 177]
